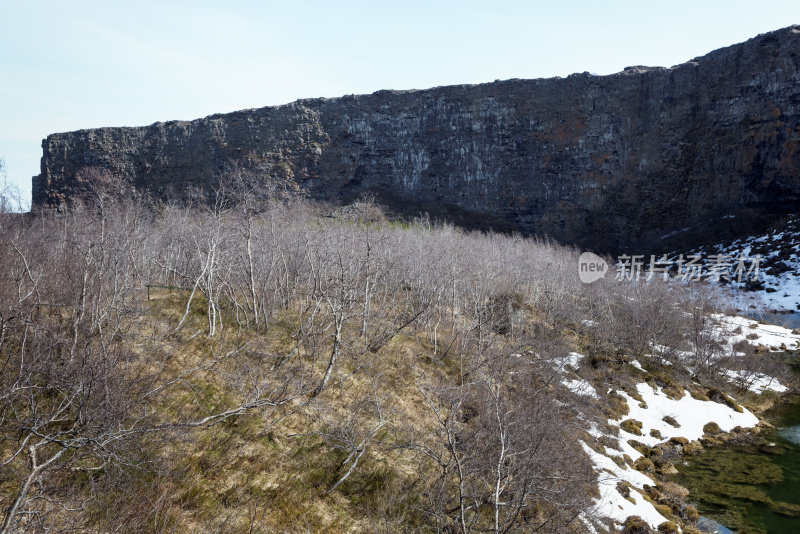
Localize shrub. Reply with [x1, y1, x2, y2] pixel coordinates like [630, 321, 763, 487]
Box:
[682, 504, 700, 522]
[703, 422, 721, 434]
[599, 435, 621, 451]
[657, 521, 680, 534]
[707, 388, 743, 412]
[688, 387, 709, 401]
[661, 386, 684, 401]
[620, 419, 643, 436]
[662, 415, 680, 428]
[634, 457, 655, 472]
[659, 481, 688, 500]
[608, 390, 631, 417]
[622, 516, 653, 534]
[627, 440, 650, 456]
[654, 503, 675, 519]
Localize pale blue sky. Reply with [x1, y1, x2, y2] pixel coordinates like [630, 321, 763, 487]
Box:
[2, 0, 799, 205]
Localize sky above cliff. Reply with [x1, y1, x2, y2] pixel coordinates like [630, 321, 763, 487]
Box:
[1, 0, 799, 207]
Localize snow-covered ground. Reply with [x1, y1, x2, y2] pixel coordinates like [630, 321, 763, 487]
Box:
[578, 214, 800, 530]
[582, 441, 674, 529]
[582, 380, 760, 532]
[722, 369, 788, 394]
[711, 313, 800, 352]
[615, 383, 758, 445]
[562, 378, 600, 398]
[682, 214, 800, 317]
[567, 306, 797, 531]
[650, 314, 793, 393]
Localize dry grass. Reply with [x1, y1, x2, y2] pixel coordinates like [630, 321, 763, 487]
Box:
[87, 293, 447, 533]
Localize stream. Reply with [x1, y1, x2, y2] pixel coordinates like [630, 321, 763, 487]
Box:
[743, 311, 800, 330]
[676, 358, 800, 534]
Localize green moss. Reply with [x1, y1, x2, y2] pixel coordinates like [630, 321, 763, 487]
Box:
[677, 445, 786, 532]
[657, 521, 679, 534]
[769, 500, 800, 517]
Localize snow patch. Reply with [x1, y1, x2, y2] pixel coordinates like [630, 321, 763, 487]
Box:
[679, 217, 800, 314]
[612, 383, 759, 447]
[562, 378, 599, 398]
[722, 369, 788, 394]
[713, 313, 800, 352]
[581, 442, 671, 530]
[553, 351, 585, 370]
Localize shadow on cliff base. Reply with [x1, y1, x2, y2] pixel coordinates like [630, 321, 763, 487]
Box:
[350, 188, 793, 257]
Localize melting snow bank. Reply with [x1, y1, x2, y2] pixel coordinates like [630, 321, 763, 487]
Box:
[562, 378, 599, 398]
[616, 384, 758, 445]
[678, 214, 800, 315]
[581, 442, 672, 529]
[712, 313, 800, 352]
[705, 314, 793, 392]
[583, 383, 759, 532]
[722, 369, 788, 394]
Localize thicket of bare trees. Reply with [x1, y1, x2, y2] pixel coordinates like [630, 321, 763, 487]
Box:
[0, 167, 785, 532]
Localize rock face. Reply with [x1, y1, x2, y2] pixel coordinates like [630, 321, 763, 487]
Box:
[34, 26, 800, 252]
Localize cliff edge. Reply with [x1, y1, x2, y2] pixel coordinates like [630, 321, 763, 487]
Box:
[34, 26, 800, 252]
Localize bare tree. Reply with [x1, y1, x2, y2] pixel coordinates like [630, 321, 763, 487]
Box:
[0, 194, 315, 532]
[412, 347, 594, 534]
[0, 158, 26, 213]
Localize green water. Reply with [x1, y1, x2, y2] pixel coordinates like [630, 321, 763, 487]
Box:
[677, 392, 800, 533]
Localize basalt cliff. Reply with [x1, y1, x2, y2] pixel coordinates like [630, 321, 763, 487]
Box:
[33, 26, 800, 252]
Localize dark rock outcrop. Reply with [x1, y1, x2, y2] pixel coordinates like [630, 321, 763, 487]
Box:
[33, 26, 800, 253]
